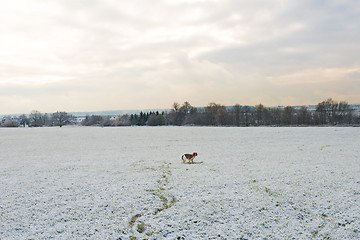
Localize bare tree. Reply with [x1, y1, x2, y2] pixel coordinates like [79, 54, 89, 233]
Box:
[297, 106, 310, 125]
[146, 113, 165, 126]
[269, 107, 282, 125]
[282, 106, 295, 125]
[233, 104, 242, 126]
[19, 114, 29, 127]
[81, 115, 104, 126]
[173, 102, 180, 113]
[116, 115, 131, 126]
[29, 110, 42, 127]
[316, 98, 353, 125]
[181, 101, 193, 115]
[325, 98, 338, 124]
[205, 102, 227, 125]
[336, 101, 353, 124]
[181, 102, 197, 125]
[169, 102, 187, 125]
[52, 111, 73, 127]
[1, 118, 19, 127]
[242, 106, 251, 126]
[254, 104, 266, 125]
[42, 113, 51, 126]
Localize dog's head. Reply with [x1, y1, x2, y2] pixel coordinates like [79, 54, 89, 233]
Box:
[193, 152, 198, 156]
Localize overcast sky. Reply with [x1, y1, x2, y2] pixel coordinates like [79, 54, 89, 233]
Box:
[1, 0, 360, 114]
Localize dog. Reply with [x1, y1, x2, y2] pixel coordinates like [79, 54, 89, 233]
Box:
[182, 152, 198, 164]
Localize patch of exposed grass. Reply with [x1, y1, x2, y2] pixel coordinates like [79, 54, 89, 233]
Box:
[184, 161, 203, 164]
[129, 213, 142, 228]
[264, 186, 280, 196]
[136, 222, 146, 233]
[127, 162, 178, 237]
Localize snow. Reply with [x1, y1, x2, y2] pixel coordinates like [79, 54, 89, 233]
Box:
[0, 126, 359, 239]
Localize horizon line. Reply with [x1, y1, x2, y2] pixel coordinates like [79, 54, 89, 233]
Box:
[2, 102, 360, 117]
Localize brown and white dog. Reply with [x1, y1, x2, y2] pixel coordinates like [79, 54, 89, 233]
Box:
[182, 152, 198, 164]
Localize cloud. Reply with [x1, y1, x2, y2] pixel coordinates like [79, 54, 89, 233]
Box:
[1, 0, 360, 114]
[0, 57, 236, 113]
[267, 67, 360, 85]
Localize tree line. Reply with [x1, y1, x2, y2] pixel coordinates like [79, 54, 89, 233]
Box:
[1, 98, 359, 127]
[1, 111, 75, 127]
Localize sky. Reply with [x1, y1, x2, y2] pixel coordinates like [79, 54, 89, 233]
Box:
[1, 0, 360, 114]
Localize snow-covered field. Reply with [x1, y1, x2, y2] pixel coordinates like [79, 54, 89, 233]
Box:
[0, 127, 359, 239]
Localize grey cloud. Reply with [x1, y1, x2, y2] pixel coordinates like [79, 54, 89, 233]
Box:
[1, 0, 360, 114]
[200, 0, 360, 74]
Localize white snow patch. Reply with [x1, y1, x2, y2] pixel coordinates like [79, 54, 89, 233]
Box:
[0, 127, 359, 239]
